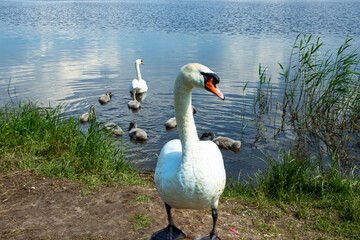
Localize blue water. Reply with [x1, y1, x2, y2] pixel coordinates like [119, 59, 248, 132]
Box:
[1, 0, 359, 176]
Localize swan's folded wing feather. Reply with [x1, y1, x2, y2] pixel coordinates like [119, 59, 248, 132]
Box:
[130, 79, 138, 91]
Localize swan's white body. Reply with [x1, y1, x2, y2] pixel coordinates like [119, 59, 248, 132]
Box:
[155, 63, 226, 211]
[130, 59, 147, 94]
[156, 139, 225, 209]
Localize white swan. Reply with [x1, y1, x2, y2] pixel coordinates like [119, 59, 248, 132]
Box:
[130, 59, 148, 94]
[152, 63, 226, 240]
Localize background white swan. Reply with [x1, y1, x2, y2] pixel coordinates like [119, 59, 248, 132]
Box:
[152, 63, 226, 240]
[130, 59, 147, 94]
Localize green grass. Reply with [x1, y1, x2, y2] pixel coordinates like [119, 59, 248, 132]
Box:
[0, 101, 142, 187]
[135, 195, 152, 203]
[132, 213, 152, 231]
[224, 150, 360, 239]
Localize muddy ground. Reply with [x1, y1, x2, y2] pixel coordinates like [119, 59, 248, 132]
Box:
[0, 170, 331, 240]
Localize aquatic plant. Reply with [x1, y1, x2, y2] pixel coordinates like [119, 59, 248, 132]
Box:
[255, 34, 360, 164]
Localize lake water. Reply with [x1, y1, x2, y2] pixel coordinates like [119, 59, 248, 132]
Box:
[1, 0, 359, 176]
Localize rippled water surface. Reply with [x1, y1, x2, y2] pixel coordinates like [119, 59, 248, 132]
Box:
[1, 0, 359, 176]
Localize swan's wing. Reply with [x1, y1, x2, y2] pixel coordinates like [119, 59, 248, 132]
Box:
[199, 140, 226, 207]
[200, 140, 225, 168]
[130, 79, 138, 92]
[155, 140, 181, 181]
[156, 140, 181, 168]
[137, 79, 148, 92]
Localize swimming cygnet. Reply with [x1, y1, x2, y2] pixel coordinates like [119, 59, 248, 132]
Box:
[200, 131, 241, 151]
[164, 105, 197, 129]
[80, 105, 95, 123]
[128, 121, 148, 141]
[99, 91, 112, 105]
[128, 89, 141, 110]
[104, 123, 124, 136]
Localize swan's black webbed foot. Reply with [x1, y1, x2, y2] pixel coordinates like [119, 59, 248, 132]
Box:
[195, 208, 221, 240]
[150, 224, 186, 240]
[151, 203, 186, 240]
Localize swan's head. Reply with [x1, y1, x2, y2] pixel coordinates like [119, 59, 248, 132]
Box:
[179, 63, 225, 100]
[106, 91, 112, 98]
[200, 131, 215, 140]
[135, 59, 144, 65]
[129, 121, 137, 131]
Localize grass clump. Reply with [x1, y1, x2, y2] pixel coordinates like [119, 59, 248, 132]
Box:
[0, 101, 141, 187]
[132, 213, 152, 231]
[135, 195, 152, 203]
[225, 150, 360, 238]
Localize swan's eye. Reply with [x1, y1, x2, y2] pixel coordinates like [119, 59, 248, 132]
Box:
[201, 72, 224, 100]
[201, 72, 220, 85]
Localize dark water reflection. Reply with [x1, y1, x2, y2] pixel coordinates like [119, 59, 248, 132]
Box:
[0, 0, 359, 176]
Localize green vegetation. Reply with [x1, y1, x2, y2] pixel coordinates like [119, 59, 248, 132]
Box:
[0, 102, 142, 187]
[256, 34, 360, 162]
[132, 213, 152, 231]
[224, 150, 360, 238]
[136, 195, 152, 203]
[226, 34, 360, 239]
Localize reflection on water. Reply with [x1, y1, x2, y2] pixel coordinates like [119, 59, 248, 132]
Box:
[0, 0, 359, 176]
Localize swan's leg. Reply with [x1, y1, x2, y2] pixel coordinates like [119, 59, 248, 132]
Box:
[194, 208, 221, 240]
[150, 203, 186, 240]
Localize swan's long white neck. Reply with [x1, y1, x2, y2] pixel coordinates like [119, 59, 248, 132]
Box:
[174, 75, 199, 158]
[135, 62, 142, 80]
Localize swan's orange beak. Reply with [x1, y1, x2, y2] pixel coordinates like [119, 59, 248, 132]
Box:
[205, 77, 225, 100]
[141, 60, 144, 65]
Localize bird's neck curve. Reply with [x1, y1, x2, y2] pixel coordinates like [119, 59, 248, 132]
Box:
[135, 62, 142, 80]
[174, 76, 199, 159]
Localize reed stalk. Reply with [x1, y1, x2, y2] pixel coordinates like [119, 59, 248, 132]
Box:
[254, 34, 360, 163]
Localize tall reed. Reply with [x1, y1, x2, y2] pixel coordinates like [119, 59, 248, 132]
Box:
[255, 34, 360, 162]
